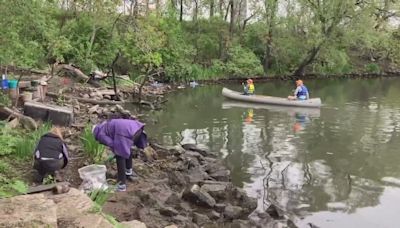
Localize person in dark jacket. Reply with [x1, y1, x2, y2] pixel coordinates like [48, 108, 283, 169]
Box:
[92, 119, 155, 192]
[33, 127, 69, 183]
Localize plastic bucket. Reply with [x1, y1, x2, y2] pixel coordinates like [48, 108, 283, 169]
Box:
[22, 92, 33, 102]
[78, 164, 108, 190]
[8, 80, 18, 89]
[1, 79, 8, 90]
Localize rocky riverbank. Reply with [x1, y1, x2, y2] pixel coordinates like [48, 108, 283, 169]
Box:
[0, 73, 300, 228]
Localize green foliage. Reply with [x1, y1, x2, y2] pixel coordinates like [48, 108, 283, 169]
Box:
[0, 179, 28, 198]
[81, 124, 105, 163]
[225, 46, 264, 77]
[0, 93, 10, 107]
[0, 160, 10, 174]
[89, 188, 112, 207]
[103, 213, 123, 228]
[0, 0, 399, 79]
[365, 63, 381, 73]
[43, 175, 56, 185]
[14, 122, 52, 159]
[0, 127, 19, 156]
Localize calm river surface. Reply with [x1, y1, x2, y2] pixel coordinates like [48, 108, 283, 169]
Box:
[146, 78, 400, 228]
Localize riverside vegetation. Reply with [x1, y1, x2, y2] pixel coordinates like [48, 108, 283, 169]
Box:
[0, 0, 399, 82]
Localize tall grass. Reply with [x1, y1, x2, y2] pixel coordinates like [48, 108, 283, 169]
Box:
[15, 122, 52, 159]
[81, 124, 105, 163]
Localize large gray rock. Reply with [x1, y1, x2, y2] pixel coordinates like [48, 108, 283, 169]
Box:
[209, 169, 231, 182]
[72, 213, 114, 228]
[233, 188, 257, 213]
[24, 101, 74, 126]
[187, 168, 209, 184]
[231, 219, 252, 228]
[193, 212, 211, 226]
[48, 188, 94, 219]
[200, 182, 231, 200]
[183, 184, 216, 208]
[224, 204, 244, 220]
[159, 206, 179, 217]
[121, 220, 147, 228]
[0, 194, 57, 227]
[168, 171, 189, 187]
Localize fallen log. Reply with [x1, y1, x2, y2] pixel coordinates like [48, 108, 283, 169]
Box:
[55, 64, 90, 82]
[139, 100, 155, 109]
[27, 182, 70, 194]
[47, 92, 125, 105]
[0, 106, 37, 130]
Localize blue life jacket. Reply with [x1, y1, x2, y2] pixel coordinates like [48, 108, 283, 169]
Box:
[297, 85, 309, 98]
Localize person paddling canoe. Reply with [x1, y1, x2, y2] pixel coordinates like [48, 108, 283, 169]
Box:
[288, 79, 309, 100]
[242, 79, 255, 95]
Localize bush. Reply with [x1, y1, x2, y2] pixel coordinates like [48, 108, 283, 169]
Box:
[225, 45, 264, 77]
[81, 124, 105, 163]
[0, 127, 19, 156]
[365, 63, 381, 73]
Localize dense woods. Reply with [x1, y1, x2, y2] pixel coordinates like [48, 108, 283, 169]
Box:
[0, 0, 399, 81]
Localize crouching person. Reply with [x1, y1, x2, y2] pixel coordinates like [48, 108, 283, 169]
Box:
[33, 127, 69, 183]
[92, 119, 154, 192]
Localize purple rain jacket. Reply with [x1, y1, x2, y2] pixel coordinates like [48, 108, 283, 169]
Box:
[93, 119, 148, 159]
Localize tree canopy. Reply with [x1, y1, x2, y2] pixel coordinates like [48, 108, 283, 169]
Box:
[0, 0, 399, 81]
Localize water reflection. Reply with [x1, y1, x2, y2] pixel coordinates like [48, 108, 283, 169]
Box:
[145, 79, 400, 228]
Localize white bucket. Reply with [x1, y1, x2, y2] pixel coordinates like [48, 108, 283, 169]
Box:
[78, 164, 108, 191]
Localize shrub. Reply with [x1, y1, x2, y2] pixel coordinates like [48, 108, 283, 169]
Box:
[81, 124, 105, 163]
[225, 45, 264, 77]
[365, 63, 381, 73]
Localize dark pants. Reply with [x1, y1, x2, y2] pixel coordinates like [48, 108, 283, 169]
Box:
[33, 159, 64, 182]
[116, 153, 133, 185]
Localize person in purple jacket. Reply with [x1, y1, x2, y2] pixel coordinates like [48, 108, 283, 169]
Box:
[92, 119, 149, 192]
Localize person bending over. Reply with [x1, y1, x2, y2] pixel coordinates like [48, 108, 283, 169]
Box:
[92, 119, 156, 192]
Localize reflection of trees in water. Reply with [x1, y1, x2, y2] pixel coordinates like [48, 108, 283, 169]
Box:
[146, 79, 400, 216]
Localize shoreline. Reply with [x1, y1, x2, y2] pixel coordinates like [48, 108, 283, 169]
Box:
[0, 81, 294, 227]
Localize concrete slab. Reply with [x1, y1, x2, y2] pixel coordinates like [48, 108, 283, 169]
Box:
[24, 101, 74, 126]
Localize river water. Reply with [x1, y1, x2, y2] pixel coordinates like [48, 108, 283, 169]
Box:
[146, 78, 400, 228]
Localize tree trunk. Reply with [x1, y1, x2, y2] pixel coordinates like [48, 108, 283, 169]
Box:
[229, 0, 235, 36]
[292, 42, 323, 76]
[133, 0, 139, 17]
[193, 0, 198, 21]
[262, 0, 278, 74]
[219, 0, 224, 17]
[210, 0, 215, 17]
[180, 0, 183, 21]
[145, 0, 150, 15]
[111, 53, 121, 101]
[155, 0, 160, 13]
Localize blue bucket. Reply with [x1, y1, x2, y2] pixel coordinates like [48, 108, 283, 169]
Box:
[1, 79, 8, 90]
[8, 80, 18, 89]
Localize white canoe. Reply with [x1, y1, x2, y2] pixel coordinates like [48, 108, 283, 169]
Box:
[222, 88, 322, 108]
[222, 101, 321, 118]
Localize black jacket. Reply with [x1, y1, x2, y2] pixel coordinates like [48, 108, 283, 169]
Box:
[34, 133, 68, 168]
